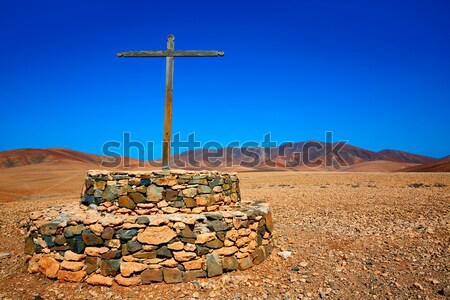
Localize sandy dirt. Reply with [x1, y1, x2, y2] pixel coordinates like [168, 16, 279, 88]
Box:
[0, 170, 449, 299]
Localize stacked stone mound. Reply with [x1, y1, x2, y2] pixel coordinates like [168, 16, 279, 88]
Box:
[24, 170, 274, 286]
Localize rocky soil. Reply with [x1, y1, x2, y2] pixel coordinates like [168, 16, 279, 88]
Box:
[0, 171, 449, 299]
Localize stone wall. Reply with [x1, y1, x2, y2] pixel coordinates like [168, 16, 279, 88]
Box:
[24, 170, 274, 286]
[81, 170, 241, 214]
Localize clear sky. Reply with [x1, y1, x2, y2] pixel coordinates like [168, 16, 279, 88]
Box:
[1, 0, 449, 159]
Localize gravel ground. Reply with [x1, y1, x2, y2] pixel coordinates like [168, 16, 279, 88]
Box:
[0, 171, 449, 300]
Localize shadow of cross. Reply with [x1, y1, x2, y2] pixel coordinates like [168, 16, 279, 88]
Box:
[117, 34, 224, 170]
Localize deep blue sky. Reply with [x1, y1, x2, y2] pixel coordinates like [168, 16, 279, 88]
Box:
[1, 0, 449, 159]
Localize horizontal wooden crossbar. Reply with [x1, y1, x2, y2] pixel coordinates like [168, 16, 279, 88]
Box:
[117, 50, 224, 57]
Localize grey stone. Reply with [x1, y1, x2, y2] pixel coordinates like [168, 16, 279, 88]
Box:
[116, 229, 137, 241]
[206, 253, 222, 277]
[68, 236, 85, 254]
[207, 220, 230, 232]
[197, 185, 212, 194]
[126, 240, 143, 253]
[136, 216, 150, 224]
[156, 246, 173, 258]
[100, 259, 120, 276]
[205, 239, 223, 249]
[81, 230, 104, 246]
[40, 223, 58, 236]
[102, 185, 119, 201]
[63, 224, 85, 238]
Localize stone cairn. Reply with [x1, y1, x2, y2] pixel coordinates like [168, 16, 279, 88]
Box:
[24, 170, 274, 286]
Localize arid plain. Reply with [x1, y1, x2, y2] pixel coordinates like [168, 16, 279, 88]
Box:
[0, 162, 449, 299]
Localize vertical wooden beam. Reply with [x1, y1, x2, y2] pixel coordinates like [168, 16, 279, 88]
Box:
[162, 34, 175, 170]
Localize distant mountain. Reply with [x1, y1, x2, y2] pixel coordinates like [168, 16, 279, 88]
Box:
[0, 148, 141, 169]
[169, 142, 439, 171]
[378, 149, 437, 164]
[0, 143, 444, 172]
[401, 157, 450, 172]
[441, 155, 450, 160]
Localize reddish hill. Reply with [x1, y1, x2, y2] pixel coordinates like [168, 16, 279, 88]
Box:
[401, 158, 450, 172]
[378, 149, 437, 164]
[0, 148, 142, 169]
[169, 142, 438, 171]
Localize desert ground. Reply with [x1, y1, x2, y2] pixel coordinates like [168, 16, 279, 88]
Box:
[0, 165, 449, 299]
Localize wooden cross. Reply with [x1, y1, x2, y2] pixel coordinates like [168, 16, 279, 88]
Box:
[117, 34, 224, 170]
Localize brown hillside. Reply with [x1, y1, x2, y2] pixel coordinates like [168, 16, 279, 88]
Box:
[401, 159, 450, 172]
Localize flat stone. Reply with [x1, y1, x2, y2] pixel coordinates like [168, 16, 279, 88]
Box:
[206, 253, 222, 277]
[82, 230, 104, 246]
[163, 267, 184, 284]
[85, 247, 109, 257]
[57, 270, 86, 282]
[120, 262, 148, 277]
[132, 251, 156, 259]
[40, 223, 58, 236]
[86, 274, 114, 286]
[182, 188, 197, 198]
[183, 258, 205, 270]
[38, 256, 60, 279]
[184, 270, 206, 282]
[64, 250, 85, 262]
[205, 239, 224, 249]
[136, 216, 150, 224]
[195, 232, 216, 244]
[137, 226, 177, 245]
[196, 195, 212, 206]
[89, 223, 104, 236]
[101, 250, 122, 259]
[197, 185, 212, 194]
[100, 259, 120, 276]
[212, 246, 238, 256]
[173, 250, 197, 262]
[205, 212, 224, 220]
[160, 258, 178, 268]
[64, 224, 85, 238]
[208, 220, 230, 231]
[141, 268, 163, 283]
[115, 274, 141, 286]
[105, 239, 121, 249]
[167, 241, 184, 251]
[61, 260, 84, 272]
[118, 196, 136, 209]
[116, 229, 137, 241]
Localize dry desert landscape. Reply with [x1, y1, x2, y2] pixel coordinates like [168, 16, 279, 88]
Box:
[0, 161, 449, 300]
